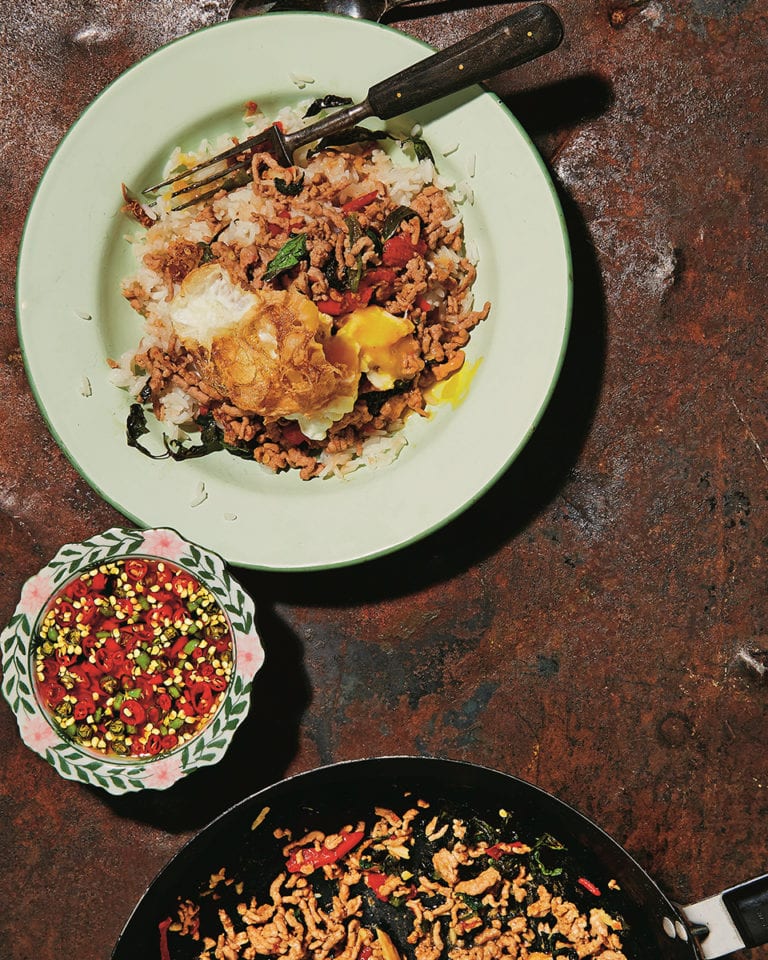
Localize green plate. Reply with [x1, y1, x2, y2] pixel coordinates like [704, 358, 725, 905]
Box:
[16, 14, 571, 571]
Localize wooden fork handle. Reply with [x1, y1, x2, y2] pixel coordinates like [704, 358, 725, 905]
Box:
[367, 3, 563, 119]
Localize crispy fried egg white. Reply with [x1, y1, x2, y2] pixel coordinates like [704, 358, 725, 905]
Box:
[168, 264, 420, 440]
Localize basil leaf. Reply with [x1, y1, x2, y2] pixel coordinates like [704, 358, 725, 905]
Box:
[342, 214, 365, 292]
[274, 172, 305, 197]
[530, 833, 566, 878]
[263, 232, 308, 281]
[304, 94, 353, 118]
[408, 134, 435, 164]
[381, 205, 422, 240]
[307, 126, 389, 158]
[164, 415, 224, 461]
[346, 257, 363, 293]
[365, 227, 383, 256]
[344, 213, 362, 245]
[323, 250, 345, 291]
[126, 404, 168, 460]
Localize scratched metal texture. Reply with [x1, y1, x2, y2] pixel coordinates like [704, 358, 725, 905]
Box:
[0, 1, 766, 958]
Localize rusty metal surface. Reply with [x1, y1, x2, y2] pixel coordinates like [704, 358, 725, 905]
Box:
[1, 0, 767, 957]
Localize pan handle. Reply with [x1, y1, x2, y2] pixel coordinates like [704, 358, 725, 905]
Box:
[680, 875, 768, 959]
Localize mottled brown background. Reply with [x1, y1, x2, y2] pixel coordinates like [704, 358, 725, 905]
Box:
[1, 1, 767, 958]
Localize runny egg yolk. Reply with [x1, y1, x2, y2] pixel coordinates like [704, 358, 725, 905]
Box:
[335, 306, 421, 390]
[423, 357, 482, 409]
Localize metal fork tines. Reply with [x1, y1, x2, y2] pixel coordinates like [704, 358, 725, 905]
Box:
[144, 132, 273, 210]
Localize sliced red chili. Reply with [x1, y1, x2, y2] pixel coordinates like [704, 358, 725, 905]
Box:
[113, 597, 136, 618]
[43, 681, 66, 707]
[147, 603, 174, 629]
[172, 572, 200, 596]
[341, 190, 378, 213]
[55, 600, 76, 622]
[55, 648, 77, 667]
[90, 572, 108, 591]
[578, 877, 602, 896]
[123, 559, 148, 581]
[316, 298, 344, 315]
[382, 234, 427, 268]
[120, 699, 146, 726]
[76, 596, 99, 624]
[159, 917, 173, 960]
[286, 830, 365, 873]
[416, 295, 433, 314]
[365, 871, 390, 901]
[486, 841, 528, 859]
[63, 578, 89, 600]
[181, 681, 214, 717]
[73, 700, 91, 721]
[94, 647, 114, 672]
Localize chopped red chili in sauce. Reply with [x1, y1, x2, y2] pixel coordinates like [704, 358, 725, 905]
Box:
[33, 558, 233, 758]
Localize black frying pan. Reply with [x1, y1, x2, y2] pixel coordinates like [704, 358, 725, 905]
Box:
[111, 757, 768, 959]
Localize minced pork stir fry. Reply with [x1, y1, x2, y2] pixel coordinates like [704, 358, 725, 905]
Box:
[161, 799, 628, 960]
[114, 100, 490, 480]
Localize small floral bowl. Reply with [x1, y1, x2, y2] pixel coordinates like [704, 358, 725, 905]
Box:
[0, 527, 263, 794]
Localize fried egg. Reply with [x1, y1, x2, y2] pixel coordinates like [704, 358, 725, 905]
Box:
[168, 263, 421, 440]
[335, 306, 422, 391]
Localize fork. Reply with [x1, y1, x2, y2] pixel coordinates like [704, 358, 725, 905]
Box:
[146, 3, 563, 210]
